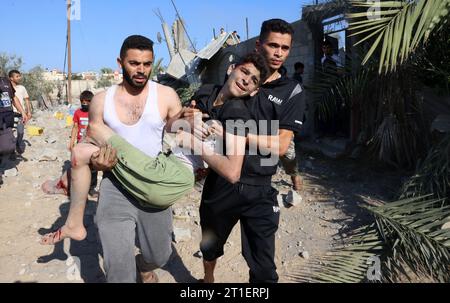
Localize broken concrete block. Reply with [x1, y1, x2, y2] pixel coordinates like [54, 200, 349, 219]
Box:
[4, 168, 18, 177]
[172, 227, 191, 243]
[284, 190, 303, 207]
[442, 221, 450, 230]
[300, 251, 310, 260]
[194, 250, 203, 258]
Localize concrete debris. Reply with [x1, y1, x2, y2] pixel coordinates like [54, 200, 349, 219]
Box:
[4, 168, 18, 178]
[284, 190, 303, 207]
[172, 227, 191, 243]
[300, 251, 310, 260]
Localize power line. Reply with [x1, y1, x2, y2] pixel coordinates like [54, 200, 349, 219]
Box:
[170, 0, 197, 53]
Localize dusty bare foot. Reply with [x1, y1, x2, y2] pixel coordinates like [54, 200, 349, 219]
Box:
[40, 225, 87, 245]
[140, 270, 159, 283]
[291, 175, 303, 192]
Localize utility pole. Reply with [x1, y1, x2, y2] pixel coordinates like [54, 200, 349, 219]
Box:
[66, 0, 72, 105]
[246, 18, 249, 40]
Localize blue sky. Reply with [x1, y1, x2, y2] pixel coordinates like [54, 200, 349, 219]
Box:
[1, 0, 315, 73]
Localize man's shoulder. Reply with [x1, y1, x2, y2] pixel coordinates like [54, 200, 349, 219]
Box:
[92, 90, 107, 103]
[155, 81, 177, 96]
[15, 85, 25, 91]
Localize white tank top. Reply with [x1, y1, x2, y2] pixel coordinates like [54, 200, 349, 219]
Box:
[104, 82, 165, 158]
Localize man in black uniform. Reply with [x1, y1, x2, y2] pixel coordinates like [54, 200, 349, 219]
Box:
[0, 77, 28, 160]
[199, 19, 306, 283]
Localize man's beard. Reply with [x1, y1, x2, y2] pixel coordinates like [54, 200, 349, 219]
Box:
[123, 68, 149, 90]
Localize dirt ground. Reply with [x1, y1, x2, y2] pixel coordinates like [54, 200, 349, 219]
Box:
[0, 108, 405, 283]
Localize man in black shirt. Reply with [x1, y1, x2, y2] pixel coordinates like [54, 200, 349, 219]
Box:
[0, 77, 28, 126]
[192, 19, 306, 284]
[0, 77, 28, 158]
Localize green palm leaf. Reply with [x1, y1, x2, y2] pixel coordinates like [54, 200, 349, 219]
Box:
[347, 0, 450, 73]
[292, 196, 450, 283]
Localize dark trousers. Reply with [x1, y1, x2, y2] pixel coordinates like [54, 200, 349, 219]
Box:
[90, 170, 98, 190]
[200, 182, 280, 283]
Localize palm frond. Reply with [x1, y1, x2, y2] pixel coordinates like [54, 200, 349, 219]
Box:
[347, 0, 450, 74]
[292, 196, 450, 283]
[400, 134, 450, 202]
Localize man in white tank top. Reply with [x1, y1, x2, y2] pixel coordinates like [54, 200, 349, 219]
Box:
[92, 36, 196, 282]
[39, 35, 194, 283]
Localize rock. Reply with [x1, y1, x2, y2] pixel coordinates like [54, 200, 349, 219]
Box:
[194, 250, 203, 258]
[300, 251, 310, 260]
[19, 268, 26, 275]
[4, 168, 18, 177]
[284, 190, 303, 207]
[172, 208, 185, 217]
[442, 221, 450, 230]
[45, 137, 57, 144]
[172, 228, 191, 243]
[35, 148, 59, 162]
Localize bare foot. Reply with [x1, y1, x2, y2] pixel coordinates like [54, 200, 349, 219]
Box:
[40, 225, 87, 245]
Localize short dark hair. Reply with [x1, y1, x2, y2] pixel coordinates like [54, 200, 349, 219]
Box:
[235, 52, 270, 84]
[8, 70, 21, 78]
[120, 35, 154, 59]
[294, 62, 304, 70]
[80, 90, 94, 102]
[259, 19, 294, 43]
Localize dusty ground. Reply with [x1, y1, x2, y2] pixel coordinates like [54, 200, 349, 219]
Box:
[0, 107, 404, 283]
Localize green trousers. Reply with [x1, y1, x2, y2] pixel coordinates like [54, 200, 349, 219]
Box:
[109, 135, 195, 209]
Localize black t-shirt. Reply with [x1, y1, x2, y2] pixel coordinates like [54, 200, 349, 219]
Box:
[192, 84, 251, 134]
[240, 67, 306, 185]
[192, 84, 252, 201]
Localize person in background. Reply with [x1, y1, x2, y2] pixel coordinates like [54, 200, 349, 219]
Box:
[8, 70, 31, 154]
[70, 90, 99, 197]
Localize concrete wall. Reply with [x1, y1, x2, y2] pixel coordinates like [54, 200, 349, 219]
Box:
[47, 79, 121, 105]
[200, 20, 315, 86]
